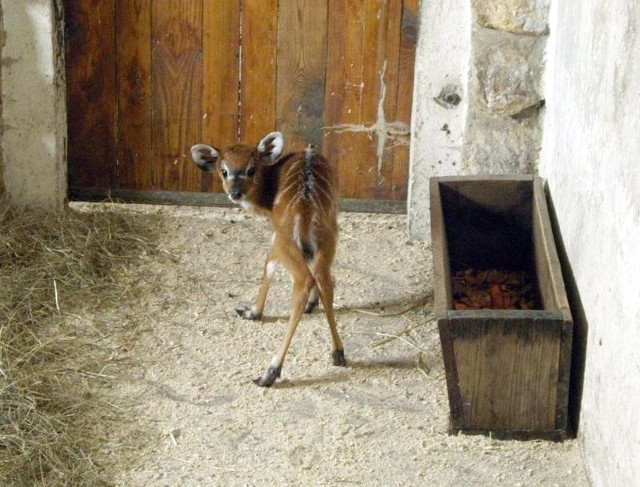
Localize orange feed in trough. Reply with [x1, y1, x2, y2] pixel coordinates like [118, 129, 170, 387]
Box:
[452, 268, 537, 310]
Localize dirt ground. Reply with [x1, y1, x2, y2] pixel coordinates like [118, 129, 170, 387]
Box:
[77, 203, 589, 486]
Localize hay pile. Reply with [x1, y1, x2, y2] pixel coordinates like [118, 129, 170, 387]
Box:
[0, 201, 158, 486]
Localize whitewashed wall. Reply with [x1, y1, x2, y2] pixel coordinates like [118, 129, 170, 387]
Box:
[1, 0, 66, 210]
[407, 0, 470, 238]
[539, 1, 640, 485]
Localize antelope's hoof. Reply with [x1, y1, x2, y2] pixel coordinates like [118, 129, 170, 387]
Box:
[253, 366, 281, 387]
[304, 297, 319, 314]
[235, 304, 261, 320]
[331, 349, 346, 367]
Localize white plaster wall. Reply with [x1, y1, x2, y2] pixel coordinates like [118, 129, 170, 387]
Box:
[1, 0, 66, 210]
[540, 0, 640, 485]
[407, 0, 471, 238]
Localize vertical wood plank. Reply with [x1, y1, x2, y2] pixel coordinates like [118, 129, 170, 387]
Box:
[324, 0, 369, 199]
[370, 0, 410, 200]
[363, 0, 395, 199]
[65, 0, 117, 189]
[115, 0, 152, 190]
[324, 0, 417, 201]
[240, 0, 278, 143]
[202, 0, 240, 146]
[389, 0, 418, 200]
[276, 0, 328, 152]
[151, 0, 203, 191]
[202, 0, 241, 192]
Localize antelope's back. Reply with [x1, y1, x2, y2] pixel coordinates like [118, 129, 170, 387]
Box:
[272, 149, 339, 236]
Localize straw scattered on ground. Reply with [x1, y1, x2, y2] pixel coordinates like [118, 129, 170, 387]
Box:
[0, 200, 159, 486]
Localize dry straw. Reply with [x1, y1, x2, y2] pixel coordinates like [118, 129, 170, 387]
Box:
[0, 200, 158, 486]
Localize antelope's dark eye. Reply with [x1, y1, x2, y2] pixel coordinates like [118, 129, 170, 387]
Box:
[246, 167, 256, 178]
[221, 168, 228, 178]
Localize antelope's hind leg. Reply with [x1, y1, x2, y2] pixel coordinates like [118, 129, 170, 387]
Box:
[253, 246, 315, 387]
[314, 250, 345, 367]
[304, 281, 319, 314]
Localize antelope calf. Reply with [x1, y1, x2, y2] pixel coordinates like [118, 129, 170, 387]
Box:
[190, 132, 345, 387]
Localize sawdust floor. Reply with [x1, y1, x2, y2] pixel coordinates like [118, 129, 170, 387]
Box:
[81, 203, 589, 486]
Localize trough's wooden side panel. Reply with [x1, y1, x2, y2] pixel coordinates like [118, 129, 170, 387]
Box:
[115, 0, 152, 190]
[532, 177, 573, 430]
[151, 1, 203, 192]
[430, 179, 453, 312]
[65, 0, 117, 189]
[276, 0, 328, 152]
[448, 313, 561, 431]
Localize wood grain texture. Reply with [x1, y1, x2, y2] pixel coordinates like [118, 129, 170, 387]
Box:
[324, 0, 368, 198]
[151, 0, 203, 191]
[531, 177, 573, 431]
[65, 0, 117, 189]
[376, 0, 417, 200]
[276, 0, 328, 152]
[431, 177, 573, 438]
[324, 0, 417, 200]
[201, 0, 241, 192]
[390, 0, 419, 200]
[450, 313, 561, 431]
[66, 0, 418, 201]
[116, 0, 152, 190]
[240, 0, 278, 144]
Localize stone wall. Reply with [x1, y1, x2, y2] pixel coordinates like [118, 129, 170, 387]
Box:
[463, 0, 548, 175]
[408, 0, 549, 238]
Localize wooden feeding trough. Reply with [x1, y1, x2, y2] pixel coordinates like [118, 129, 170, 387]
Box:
[430, 175, 573, 440]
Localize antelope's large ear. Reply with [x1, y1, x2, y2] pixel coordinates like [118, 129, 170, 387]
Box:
[257, 132, 284, 163]
[190, 144, 219, 172]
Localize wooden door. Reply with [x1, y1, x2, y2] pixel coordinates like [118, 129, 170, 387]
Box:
[65, 0, 418, 203]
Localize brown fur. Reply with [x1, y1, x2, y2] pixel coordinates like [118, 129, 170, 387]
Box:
[191, 133, 345, 386]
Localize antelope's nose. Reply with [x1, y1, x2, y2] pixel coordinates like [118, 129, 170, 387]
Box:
[228, 187, 242, 201]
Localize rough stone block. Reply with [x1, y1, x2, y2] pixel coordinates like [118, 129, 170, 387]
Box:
[473, 30, 545, 117]
[473, 0, 550, 35]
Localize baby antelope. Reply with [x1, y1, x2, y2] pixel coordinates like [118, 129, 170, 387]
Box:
[190, 132, 345, 387]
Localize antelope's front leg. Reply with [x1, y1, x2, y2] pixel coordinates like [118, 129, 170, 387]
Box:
[236, 252, 277, 320]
